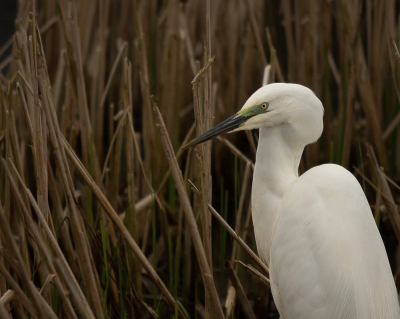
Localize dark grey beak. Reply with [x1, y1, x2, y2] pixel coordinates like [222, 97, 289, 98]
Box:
[181, 113, 248, 150]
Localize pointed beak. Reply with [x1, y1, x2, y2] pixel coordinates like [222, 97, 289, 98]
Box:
[181, 112, 249, 150]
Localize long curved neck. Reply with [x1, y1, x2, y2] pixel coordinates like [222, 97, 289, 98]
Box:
[252, 126, 304, 265]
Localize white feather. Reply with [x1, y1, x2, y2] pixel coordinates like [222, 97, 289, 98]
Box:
[239, 83, 400, 318]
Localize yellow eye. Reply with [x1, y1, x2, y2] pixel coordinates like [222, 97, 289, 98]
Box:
[260, 103, 268, 110]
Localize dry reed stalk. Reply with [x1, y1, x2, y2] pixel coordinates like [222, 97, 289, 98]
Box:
[37, 69, 102, 319]
[47, 163, 78, 275]
[374, 173, 383, 225]
[132, 0, 157, 188]
[341, 64, 356, 168]
[34, 85, 53, 305]
[262, 65, 271, 87]
[355, 44, 388, 167]
[0, 290, 15, 305]
[51, 48, 66, 112]
[191, 55, 215, 281]
[234, 260, 270, 287]
[265, 28, 284, 83]
[0, 260, 40, 319]
[158, 0, 181, 155]
[179, 5, 196, 77]
[281, 0, 296, 81]
[2, 86, 33, 293]
[1, 1, 400, 317]
[124, 58, 142, 298]
[216, 136, 255, 169]
[3, 159, 85, 319]
[335, 0, 388, 168]
[60, 135, 186, 318]
[7, 159, 82, 319]
[0, 87, 11, 224]
[224, 162, 252, 319]
[0, 37, 13, 58]
[0, 301, 11, 319]
[152, 103, 224, 319]
[57, 1, 100, 178]
[241, 202, 253, 243]
[99, 42, 127, 111]
[53, 259, 93, 319]
[104, 98, 124, 248]
[352, 166, 398, 206]
[100, 106, 129, 182]
[242, 0, 267, 67]
[150, 122, 195, 202]
[203, 2, 214, 315]
[225, 260, 257, 319]
[207, 204, 269, 276]
[365, 144, 400, 243]
[0, 197, 55, 319]
[231, 162, 252, 262]
[383, 40, 400, 140]
[118, 195, 154, 221]
[16, 83, 34, 142]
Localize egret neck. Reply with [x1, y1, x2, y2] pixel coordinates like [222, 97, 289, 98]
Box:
[252, 125, 304, 266]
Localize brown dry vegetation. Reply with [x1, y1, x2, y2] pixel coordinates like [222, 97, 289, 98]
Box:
[0, 0, 400, 318]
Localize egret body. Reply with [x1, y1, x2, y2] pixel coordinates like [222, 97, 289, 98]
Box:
[184, 83, 400, 318]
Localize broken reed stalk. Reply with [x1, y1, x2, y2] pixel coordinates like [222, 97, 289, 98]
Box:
[225, 261, 257, 319]
[0, 290, 15, 306]
[152, 102, 225, 319]
[60, 135, 186, 319]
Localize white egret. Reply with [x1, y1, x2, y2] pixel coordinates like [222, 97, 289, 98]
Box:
[183, 83, 400, 318]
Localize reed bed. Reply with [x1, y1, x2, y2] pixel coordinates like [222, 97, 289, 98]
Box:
[0, 0, 400, 318]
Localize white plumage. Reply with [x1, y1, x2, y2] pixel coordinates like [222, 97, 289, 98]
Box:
[184, 82, 400, 318]
[243, 83, 400, 318]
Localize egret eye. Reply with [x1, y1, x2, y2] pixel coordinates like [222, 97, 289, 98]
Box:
[260, 102, 268, 110]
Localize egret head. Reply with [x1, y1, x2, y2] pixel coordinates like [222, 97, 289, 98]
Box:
[182, 83, 324, 149]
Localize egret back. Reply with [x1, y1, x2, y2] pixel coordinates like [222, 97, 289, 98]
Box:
[270, 164, 400, 319]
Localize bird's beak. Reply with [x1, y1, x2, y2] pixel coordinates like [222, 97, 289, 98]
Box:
[181, 112, 250, 150]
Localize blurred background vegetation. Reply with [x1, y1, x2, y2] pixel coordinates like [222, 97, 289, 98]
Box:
[1, 0, 400, 318]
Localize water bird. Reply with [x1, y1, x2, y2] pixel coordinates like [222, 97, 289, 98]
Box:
[183, 83, 400, 319]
